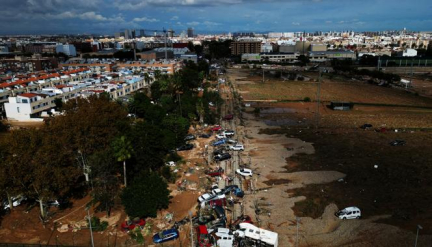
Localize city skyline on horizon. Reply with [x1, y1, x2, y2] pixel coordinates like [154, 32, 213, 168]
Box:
[0, 0, 431, 35]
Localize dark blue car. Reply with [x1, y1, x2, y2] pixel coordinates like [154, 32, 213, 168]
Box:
[212, 139, 226, 146]
[152, 228, 179, 244]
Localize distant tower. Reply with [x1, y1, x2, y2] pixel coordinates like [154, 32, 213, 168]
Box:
[187, 27, 194, 38]
[139, 29, 145, 37]
[124, 29, 130, 40]
[168, 29, 174, 38]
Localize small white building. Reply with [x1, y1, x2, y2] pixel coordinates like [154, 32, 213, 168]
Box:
[4, 93, 53, 121]
[398, 48, 418, 57]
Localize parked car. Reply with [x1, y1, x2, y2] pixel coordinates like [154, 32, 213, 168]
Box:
[207, 198, 227, 207]
[165, 161, 176, 167]
[152, 228, 179, 243]
[212, 188, 223, 195]
[233, 187, 245, 198]
[211, 125, 222, 132]
[221, 185, 239, 194]
[390, 139, 406, 146]
[121, 218, 146, 232]
[201, 194, 226, 208]
[198, 193, 214, 203]
[213, 205, 226, 220]
[214, 153, 231, 162]
[335, 207, 361, 220]
[222, 114, 234, 120]
[223, 130, 235, 136]
[236, 168, 253, 177]
[229, 144, 244, 151]
[216, 133, 227, 139]
[2, 195, 26, 210]
[176, 143, 194, 151]
[205, 168, 224, 177]
[212, 139, 226, 147]
[213, 148, 225, 156]
[226, 139, 237, 144]
[205, 218, 226, 230]
[196, 225, 212, 247]
[231, 215, 253, 228]
[184, 134, 196, 141]
[360, 124, 373, 130]
[199, 133, 212, 138]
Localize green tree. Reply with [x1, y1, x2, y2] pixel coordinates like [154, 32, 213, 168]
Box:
[112, 136, 133, 187]
[129, 122, 166, 172]
[88, 149, 121, 217]
[3, 128, 81, 220]
[121, 172, 170, 218]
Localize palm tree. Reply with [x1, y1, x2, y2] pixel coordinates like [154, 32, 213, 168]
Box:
[112, 136, 133, 187]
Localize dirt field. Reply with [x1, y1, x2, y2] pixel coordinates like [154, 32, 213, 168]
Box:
[229, 68, 432, 246]
[237, 69, 432, 108]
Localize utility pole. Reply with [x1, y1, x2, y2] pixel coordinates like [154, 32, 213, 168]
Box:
[87, 207, 95, 247]
[296, 217, 300, 247]
[414, 225, 422, 247]
[189, 211, 194, 247]
[315, 70, 322, 130]
[262, 68, 265, 83]
[409, 57, 414, 88]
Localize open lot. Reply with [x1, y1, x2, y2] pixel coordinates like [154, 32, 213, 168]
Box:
[230, 67, 432, 246]
[237, 69, 432, 108]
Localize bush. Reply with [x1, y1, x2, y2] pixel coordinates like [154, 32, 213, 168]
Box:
[303, 97, 311, 102]
[90, 216, 108, 231]
[129, 227, 144, 244]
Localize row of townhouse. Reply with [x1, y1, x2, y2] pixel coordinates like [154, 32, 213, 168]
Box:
[0, 68, 91, 116]
[4, 74, 150, 121]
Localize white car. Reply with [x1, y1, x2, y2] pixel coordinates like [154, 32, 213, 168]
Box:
[165, 161, 176, 167]
[3, 195, 27, 210]
[223, 130, 235, 136]
[200, 194, 226, 207]
[335, 207, 361, 220]
[226, 139, 237, 144]
[216, 133, 227, 139]
[198, 193, 214, 203]
[212, 188, 223, 195]
[236, 168, 253, 177]
[229, 144, 244, 151]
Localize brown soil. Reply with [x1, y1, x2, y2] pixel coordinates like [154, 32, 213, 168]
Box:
[263, 179, 291, 186]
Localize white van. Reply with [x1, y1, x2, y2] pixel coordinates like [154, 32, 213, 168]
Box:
[335, 207, 361, 220]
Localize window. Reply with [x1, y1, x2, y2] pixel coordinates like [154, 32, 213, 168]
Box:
[17, 107, 20, 113]
[21, 99, 28, 103]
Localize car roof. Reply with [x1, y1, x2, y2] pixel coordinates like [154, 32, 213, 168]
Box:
[163, 228, 178, 234]
[343, 206, 360, 211]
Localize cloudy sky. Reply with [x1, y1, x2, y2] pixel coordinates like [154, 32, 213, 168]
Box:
[1, 0, 431, 35]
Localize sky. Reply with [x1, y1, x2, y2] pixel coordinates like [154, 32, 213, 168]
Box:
[0, 0, 431, 35]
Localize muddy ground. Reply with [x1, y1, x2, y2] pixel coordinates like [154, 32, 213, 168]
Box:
[229, 68, 432, 246]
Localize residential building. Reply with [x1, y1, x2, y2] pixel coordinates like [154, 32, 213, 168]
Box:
[398, 48, 418, 57]
[137, 50, 174, 60]
[231, 41, 262, 55]
[56, 44, 77, 56]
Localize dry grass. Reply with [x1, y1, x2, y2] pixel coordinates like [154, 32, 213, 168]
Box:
[238, 80, 432, 107]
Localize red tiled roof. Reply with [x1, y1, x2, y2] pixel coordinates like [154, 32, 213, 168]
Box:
[18, 93, 38, 98]
[0, 68, 89, 89]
